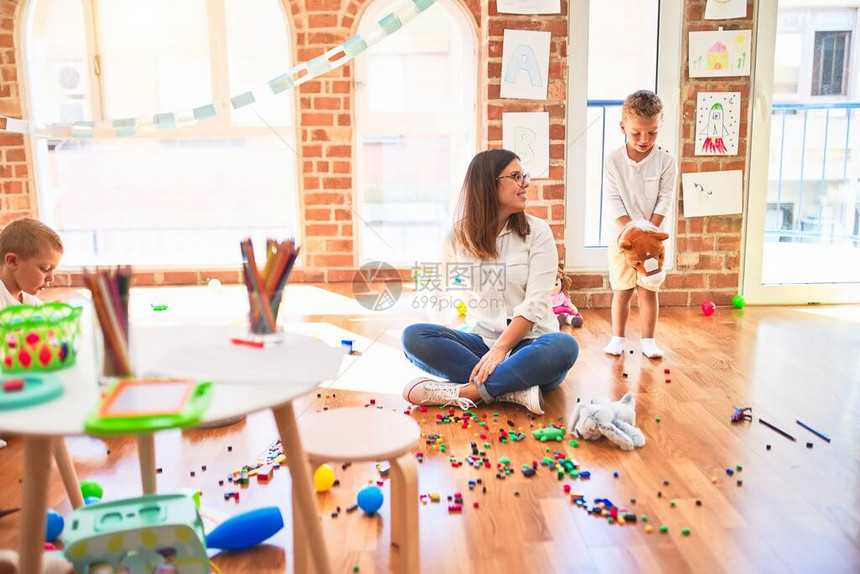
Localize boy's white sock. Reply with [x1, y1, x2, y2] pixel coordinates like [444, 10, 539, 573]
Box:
[641, 338, 663, 359]
[603, 336, 626, 356]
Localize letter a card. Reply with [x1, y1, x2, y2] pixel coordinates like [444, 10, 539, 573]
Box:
[500, 29, 551, 100]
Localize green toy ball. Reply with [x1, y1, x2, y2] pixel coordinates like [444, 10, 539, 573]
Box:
[732, 294, 746, 309]
[80, 480, 103, 500]
[313, 464, 336, 492]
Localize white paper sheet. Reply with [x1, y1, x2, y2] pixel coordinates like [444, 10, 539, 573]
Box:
[500, 29, 552, 100]
[695, 92, 741, 156]
[688, 30, 751, 77]
[503, 112, 550, 179]
[682, 170, 743, 217]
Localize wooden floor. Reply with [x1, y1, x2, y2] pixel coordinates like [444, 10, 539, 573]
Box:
[1, 287, 859, 573]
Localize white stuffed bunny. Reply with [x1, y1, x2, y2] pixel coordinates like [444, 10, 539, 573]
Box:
[567, 392, 645, 451]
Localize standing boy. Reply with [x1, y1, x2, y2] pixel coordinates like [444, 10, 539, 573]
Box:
[603, 90, 676, 359]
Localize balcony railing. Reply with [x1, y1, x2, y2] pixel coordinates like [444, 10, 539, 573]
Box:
[769, 101, 860, 245]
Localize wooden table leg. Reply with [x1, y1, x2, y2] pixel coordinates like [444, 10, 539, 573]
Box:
[19, 436, 54, 574]
[52, 438, 84, 509]
[273, 402, 330, 574]
[292, 478, 311, 574]
[390, 453, 419, 574]
[137, 434, 157, 494]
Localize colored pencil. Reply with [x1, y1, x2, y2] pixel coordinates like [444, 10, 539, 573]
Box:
[796, 420, 831, 443]
[240, 237, 299, 334]
[84, 267, 133, 377]
[759, 418, 796, 442]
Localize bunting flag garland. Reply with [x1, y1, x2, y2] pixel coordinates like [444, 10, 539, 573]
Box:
[0, 0, 436, 140]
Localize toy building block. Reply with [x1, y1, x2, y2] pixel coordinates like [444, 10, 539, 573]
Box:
[532, 426, 566, 442]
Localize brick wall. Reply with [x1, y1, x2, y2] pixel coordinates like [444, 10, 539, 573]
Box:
[0, 1, 28, 226]
[0, 0, 753, 305]
[484, 0, 569, 263]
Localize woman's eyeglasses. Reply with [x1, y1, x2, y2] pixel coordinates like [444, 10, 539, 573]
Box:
[496, 171, 531, 187]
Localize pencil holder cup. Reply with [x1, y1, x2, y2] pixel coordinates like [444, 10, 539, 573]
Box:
[0, 302, 82, 373]
[246, 288, 285, 340]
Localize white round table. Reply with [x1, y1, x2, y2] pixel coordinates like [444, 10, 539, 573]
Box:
[1, 309, 346, 574]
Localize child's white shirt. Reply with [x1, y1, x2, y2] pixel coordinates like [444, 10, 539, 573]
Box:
[604, 144, 677, 222]
[0, 279, 42, 309]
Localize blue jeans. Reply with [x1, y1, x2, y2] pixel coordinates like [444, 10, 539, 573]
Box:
[401, 323, 579, 402]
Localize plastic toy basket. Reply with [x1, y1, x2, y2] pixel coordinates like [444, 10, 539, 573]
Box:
[0, 302, 82, 373]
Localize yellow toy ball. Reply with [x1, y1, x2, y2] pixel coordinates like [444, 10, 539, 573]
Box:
[313, 464, 336, 492]
[455, 301, 467, 316]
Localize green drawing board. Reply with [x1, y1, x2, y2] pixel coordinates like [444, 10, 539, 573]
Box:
[85, 378, 212, 435]
[0, 375, 63, 410]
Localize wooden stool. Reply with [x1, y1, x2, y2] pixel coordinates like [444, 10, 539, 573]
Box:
[298, 407, 421, 574]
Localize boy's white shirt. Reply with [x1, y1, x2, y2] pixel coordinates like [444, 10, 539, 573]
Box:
[0, 279, 40, 448]
[0, 279, 42, 309]
[429, 213, 559, 347]
[604, 144, 677, 223]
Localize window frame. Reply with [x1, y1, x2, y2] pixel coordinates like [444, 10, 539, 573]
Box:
[352, 0, 479, 266]
[812, 30, 851, 96]
[775, 7, 858, 102]
[19, 0, 301, 270]
[564, 0, 682, 271]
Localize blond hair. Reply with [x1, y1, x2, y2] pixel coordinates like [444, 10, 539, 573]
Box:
[622, 90, 663, 120]
[0, 218, 64, 261]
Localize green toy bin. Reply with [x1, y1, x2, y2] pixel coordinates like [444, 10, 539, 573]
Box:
[0, 302, 82, 373]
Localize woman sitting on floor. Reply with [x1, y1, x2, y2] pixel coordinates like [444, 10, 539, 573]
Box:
[401, 148, 579, 415]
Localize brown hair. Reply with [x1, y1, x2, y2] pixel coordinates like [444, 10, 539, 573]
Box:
[556, 264, 572, 294]
[0, 218, 64, 261]
[453, 149, 529, 260]
[622, 90, 663, 120]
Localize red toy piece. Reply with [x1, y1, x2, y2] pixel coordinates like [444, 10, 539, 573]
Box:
[2, 378, 25, 392]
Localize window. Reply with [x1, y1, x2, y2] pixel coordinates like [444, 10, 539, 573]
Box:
[25, 0, 298, 267]
[355, 0, 477, 265]
[775, 9, 855, 101]
[812, 31, 850, 96]
[565, 0, 681, 269]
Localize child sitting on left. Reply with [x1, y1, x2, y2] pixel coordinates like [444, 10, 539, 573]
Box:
[0, 217, 64, 448]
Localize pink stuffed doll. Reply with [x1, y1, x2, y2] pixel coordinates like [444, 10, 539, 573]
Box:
[552, 266, 583, 328]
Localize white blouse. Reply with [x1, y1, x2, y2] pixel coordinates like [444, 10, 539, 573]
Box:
[431, 213, 559, 347]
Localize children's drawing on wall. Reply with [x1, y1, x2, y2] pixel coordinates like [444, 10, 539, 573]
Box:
[688, 30, 751, 78]
[704, 0, 747, 20]
[695, 92, 740, 156]
[681, 170, 743, 217]
[500, 29, 551, 100]
[497, 0, 561, 15]
[502, 112, 549, 179]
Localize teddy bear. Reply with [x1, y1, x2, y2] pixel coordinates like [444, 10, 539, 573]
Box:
[566, 392, 645, 451]
[552, 265, 583, 328]
[0, 549, 74, 574]
[618, 221, 670, 287]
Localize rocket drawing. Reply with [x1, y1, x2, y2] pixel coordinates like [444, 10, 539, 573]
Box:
[701, 102, 729, 153]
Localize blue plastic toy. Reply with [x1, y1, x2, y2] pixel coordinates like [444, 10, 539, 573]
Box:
[84, 496, 102, 506]
[45, 509, 64, 541]
[357, 485, 384, 515]
[205, 506, 284, 551]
